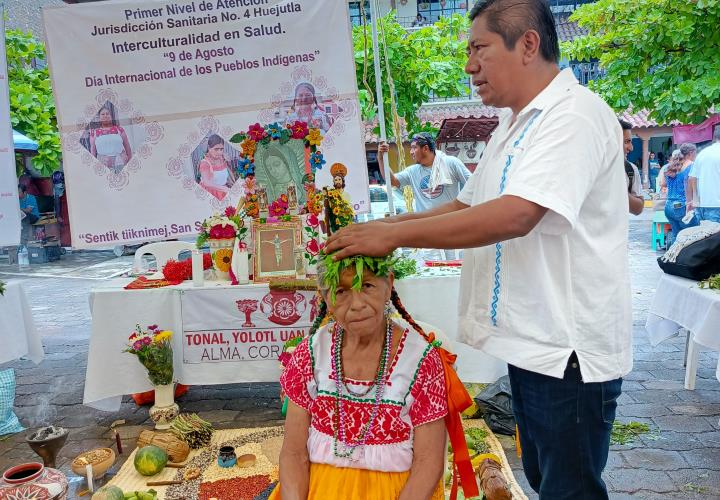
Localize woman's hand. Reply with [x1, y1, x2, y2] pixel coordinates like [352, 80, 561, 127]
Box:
[398, 419, 446, 500]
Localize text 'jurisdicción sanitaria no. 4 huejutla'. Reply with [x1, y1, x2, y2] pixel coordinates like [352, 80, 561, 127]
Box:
[84, 0, 313, 87]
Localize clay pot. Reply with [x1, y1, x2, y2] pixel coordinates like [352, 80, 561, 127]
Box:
[0, 462, 68, 499]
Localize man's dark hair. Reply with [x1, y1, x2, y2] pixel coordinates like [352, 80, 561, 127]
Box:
[411, 132, 436, 153]
[18, 184, 26, 193]
[469, 0, 560, 63]
[618, 120, 632, 131]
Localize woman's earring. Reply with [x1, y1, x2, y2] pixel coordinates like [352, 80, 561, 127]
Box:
[384, 301, 393, 317]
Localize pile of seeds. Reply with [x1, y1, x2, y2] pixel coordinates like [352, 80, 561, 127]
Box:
[165, 427, 283, 500]
[199, 475, 271, 500]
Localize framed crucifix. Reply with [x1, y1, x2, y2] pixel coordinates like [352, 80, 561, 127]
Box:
[252, 217, 303, 282]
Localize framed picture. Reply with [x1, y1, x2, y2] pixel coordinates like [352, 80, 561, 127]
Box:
[252, 217, 303, 282]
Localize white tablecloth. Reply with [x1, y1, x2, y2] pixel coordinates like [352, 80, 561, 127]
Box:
[86, 280, 295, 411]
[86, 272, 507, 411]
[0, 281, 44, 365]
[646, 273, 720, 380]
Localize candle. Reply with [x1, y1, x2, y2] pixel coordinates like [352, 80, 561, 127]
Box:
[86, 464, 94, 492]
[115, 430, 123, 454]
[236, 249, 249, 284]
[192, 250, 204, 287]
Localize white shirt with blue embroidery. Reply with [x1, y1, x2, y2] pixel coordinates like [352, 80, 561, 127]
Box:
[456, 68, 632, 383]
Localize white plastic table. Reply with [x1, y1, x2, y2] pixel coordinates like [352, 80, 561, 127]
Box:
[645, 273, 720, 390]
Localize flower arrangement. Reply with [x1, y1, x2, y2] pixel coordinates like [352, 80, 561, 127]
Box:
[196, 206, 248, 249]
[124, 325, 174, 386]
[230, 120, 324, 216]
[324, 188, 355, 233]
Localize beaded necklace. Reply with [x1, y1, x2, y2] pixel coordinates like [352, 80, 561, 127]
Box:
[332, 318, 393, 459]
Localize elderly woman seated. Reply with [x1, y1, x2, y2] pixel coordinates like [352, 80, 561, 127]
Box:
[269, 215, 478, 500]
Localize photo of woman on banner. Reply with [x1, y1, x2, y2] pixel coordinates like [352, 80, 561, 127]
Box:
[284, 82, 334, 133]
[88, 104, 133, 172]
[253, 141, 307, 207]
[196, 134, 238, 201]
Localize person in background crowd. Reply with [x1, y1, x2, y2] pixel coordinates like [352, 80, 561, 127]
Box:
[661, 143, 698, 244]
[657, 151, 666, 168]
[620, 120, 644, 215]
[687, 127, 720, 222]
[377, 133, 470, 213]
[648, 152, 661, 193]
[657, 149, 679, 198]
[327, 1, 632, 497]
[18, 184, 39, 246]
[412, 13, 427, 26]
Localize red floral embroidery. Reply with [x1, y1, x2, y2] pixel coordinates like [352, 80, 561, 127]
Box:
[280, 339, 313, 411]
[409, 348, 449, 427]
[311, 395, 411, 445]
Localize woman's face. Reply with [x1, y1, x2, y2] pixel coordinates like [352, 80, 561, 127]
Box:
[99, 109, 112, 126]
[295, 86, 315, 107]
[327, 267, 392, 338]
[266, 154, 289, 177]
[208, 143, 224, 160]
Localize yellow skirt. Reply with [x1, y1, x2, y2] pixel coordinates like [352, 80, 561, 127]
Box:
[269, 462, 445, 500]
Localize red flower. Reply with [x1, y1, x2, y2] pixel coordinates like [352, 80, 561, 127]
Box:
[129, 333, 137, 340]
[142, 336, 152, 345]
[305, 238, 320, 256]
[224, 206, 237, 217]
[248, 123, 267, 141]
[288, 120, 309, 140]
[148, 324, 158, 331]
[307, 214, 320, 228]
[269, 200, 287, 217]
[209, 224, 236, 239]
[279, 194, 289, 207]
[203, 253, 213, 270]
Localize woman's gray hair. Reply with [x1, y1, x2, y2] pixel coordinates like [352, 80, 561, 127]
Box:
[679, 142, 697, 157]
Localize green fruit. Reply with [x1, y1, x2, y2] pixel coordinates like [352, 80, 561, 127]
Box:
[138, 493, 156, 500]
[133, 445, 168, 476]
[91, 485, 125, 500]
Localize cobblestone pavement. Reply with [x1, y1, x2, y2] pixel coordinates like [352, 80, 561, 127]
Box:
[1, 215, 719, 498]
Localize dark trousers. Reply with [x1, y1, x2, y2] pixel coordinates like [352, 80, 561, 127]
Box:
[508, 355, 622, 499]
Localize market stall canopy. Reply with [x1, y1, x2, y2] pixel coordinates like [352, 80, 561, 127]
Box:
[436, 117, 499, 145]
[13, 129, 38, 152]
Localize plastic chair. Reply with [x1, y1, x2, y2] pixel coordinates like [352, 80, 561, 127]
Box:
[133, 241, 195, 274]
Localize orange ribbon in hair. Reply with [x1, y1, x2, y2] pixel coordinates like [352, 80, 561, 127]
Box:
[427, 332, 479, 500]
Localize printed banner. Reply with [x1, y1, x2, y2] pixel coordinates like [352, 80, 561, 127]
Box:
[0, 17, 21, 247]
[43, 0, 368, 248]
[180, 286, 318, 364]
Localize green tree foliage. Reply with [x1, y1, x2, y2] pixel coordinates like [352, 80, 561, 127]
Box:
[353, 13, 470, 138]
[5, 29, 61, 177]
[563, 0, 720, 124]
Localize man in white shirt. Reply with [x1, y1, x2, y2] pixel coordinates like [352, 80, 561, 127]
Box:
[687, 127, 720, 222]
[378, 133, 471, 212]
[327, 1, 631, 498]
[619, 120, 644, 215]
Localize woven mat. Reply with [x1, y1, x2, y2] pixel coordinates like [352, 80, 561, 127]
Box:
[108, 422, 527, 499]
[462, 419, 529, 500]
[106, 427, 283, 499]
